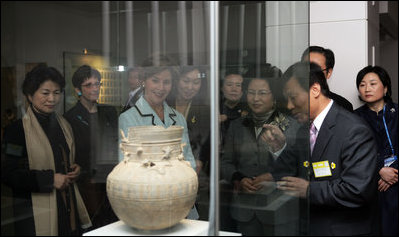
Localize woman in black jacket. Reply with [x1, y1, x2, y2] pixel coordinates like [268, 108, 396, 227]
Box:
[64, 65, 118, 230]
[2, 64, 91, 235]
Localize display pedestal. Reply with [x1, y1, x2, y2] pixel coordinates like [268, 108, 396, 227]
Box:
[83, 219, 241, 236]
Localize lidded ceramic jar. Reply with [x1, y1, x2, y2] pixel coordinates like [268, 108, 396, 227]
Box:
[107, 126, 198, 230]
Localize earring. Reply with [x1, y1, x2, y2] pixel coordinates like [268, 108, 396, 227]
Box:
[77, 91, 82, 96]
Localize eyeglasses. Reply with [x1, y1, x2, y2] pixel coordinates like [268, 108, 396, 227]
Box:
[247, 89, 272, 97]
[81, 82, 102, 88]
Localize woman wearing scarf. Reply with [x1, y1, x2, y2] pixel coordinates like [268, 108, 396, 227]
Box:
[2, 64, 91, 235]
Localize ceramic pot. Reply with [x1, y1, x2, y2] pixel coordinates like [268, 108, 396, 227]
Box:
[107, 126, 198, 230]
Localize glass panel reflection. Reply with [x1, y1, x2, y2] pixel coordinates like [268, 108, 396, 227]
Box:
[218, 1, 309, 235]
[1, 1, 309, 236]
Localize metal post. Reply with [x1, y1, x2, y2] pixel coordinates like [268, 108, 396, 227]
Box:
[162, 11, 166, 56]
[147, 12, 152, 56]
[256, 3, 262, 77]
[151, 1, 160, 65]
[102, 1, 110, 67]
[208, 1, 220, 235]
[238, 4, 245, 69]
[126, 1, 134, 68]
[222, 5, 229, 79]
[178, 1, 188, 65]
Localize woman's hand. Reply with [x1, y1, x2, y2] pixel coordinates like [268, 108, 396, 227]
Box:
[252, 173, 273, 189]
[378, 178, 391, 192]
[238, 177, 259, 193]
[379, 167, 398, 185]
[219, 114, 228, 123]
[195, 160, 203, 175]
[54, 173, 70, 190]
[66, 164, 81, 183]
[261, 124, 286, 152]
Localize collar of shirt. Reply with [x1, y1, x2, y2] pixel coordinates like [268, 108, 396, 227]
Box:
[313, 99, 334, 131]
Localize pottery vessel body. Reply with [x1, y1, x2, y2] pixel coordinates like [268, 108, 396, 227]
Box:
[107, 126, 198, 230]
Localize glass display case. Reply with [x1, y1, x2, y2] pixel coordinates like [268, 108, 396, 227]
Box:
[1, 1, 310, 235]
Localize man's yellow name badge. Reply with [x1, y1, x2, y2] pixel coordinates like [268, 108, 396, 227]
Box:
[312, 160, 332, 178]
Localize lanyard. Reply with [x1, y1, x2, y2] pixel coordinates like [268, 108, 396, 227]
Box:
[382, 105, 395, 156]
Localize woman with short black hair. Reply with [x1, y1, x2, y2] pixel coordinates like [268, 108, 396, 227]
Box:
[355, 65, 398, 236]
[64, 65, 119, 230]
[2, 64, 91, 235]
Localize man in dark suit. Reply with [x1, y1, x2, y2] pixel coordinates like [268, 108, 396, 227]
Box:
[121, 67, 143, 113]
[275, 62, 379, 236]
[301, 46, 353, 112]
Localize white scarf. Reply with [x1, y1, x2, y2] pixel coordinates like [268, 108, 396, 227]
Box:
[23, 106, 91, 235]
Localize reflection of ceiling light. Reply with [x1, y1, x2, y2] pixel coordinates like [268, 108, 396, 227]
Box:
[83, 48, 88, 54]
[117, 65, 125, 71]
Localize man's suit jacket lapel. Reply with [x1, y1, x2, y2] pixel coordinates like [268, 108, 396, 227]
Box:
[132, 87, 143, 105]
[311, 103, 338, 161]
[122, 87, 144, 113]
